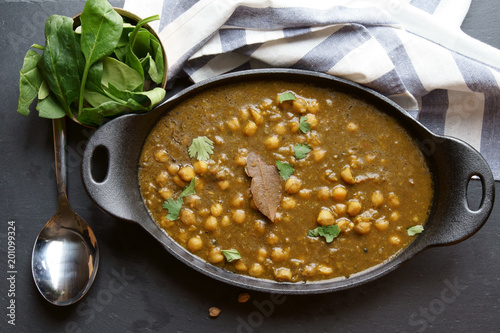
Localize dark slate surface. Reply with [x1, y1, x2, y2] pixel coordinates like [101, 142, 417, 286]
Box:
[0, 1, 498, 332]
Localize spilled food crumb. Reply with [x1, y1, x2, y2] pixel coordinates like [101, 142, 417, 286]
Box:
[238, 292, 250, 303]
[209, 307, 221, 318]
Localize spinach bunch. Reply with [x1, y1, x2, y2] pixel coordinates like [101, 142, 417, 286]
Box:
[17, 0, 166, 127]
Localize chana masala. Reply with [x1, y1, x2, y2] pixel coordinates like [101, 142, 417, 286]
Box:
[138, 80, 433, 282]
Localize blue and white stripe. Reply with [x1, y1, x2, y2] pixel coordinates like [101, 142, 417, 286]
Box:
[125, 0, 500, 179]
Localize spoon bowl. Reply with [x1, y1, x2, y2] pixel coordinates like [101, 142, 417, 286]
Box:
[31, 118, 99, 306]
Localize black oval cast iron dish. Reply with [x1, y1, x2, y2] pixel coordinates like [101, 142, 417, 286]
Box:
[81, 68, 495, 294]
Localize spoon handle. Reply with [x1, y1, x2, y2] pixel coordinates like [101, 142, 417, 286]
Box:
[53, 117, 68, 205]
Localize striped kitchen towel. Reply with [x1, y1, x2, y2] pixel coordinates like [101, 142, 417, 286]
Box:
[125, 0, 500, 180]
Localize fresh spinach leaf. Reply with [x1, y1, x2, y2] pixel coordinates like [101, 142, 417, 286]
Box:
[18, 49, 43, 116]
[38, 15, 81, 116]
[101, 56, 143, 91]
[36, 93, 66, 119]
[78, 0, 123, 115]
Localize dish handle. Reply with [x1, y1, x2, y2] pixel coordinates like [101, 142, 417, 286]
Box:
[424, 136, 495, 247]
[81, 115, 149, 223]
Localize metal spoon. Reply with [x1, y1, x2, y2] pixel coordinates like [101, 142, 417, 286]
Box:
[31, 117, 99, 306]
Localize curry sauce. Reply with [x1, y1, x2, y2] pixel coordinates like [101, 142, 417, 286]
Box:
[138, 80, 433, 282]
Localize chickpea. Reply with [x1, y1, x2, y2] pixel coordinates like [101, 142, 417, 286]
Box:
[227, 117, 240, 131]
[273, 123, 287, 135]
[243, 121, 258, 136]
[284, 176, 302, 194]
[347, 200, 362, 216]
[257, 248, 267, 262]
[180, 209, 196, 226]
[299, 189, 313, 199]
[239, 107, 250, 121]
[234, 155, 247, 167]
[178, 166, 195, 182]
[311, 148, 327, 162]
[390, 211, 401, 221]
[250, 108, 263, 125]
[187, 236, 203, 252]
[355, 221, 371, 234]
[155, 171, 169, 187]
[302, 264, 317, 277]
[274, 268, 292, 281]
[371, 190, 384, 207]
[235, 261, 248, 272]
[290, 121, 299, 134]
[184, 195, 200, 209]
[210, 203, 223, 217]
[232, 209, 246, 224]
[194, 178, 204, 191]
[336, 217, 354, 233]
[173, 175, 187, 187]
[331, 185, 347, 202]
[317, 209, 335, 226]
[231, 195, 246, 208]
[267, 233, 279, 245]
[271, 248, 287, 262]
[221, 215, 231, 227]
[153, 149, 169, 163]
[307, 100, 320, 113]
[281, 197, 297, 210]
[346, 121, 359, 132]
[217, 180, 230, 191]
[248, 263, 264, 277]
[317, 187, 331, 201]
[306, 114, 318, 129]
[332, 203, 347, 216]
[292, 98, 307, 113]
[158, 187, 173, 200]
[264, 136, 280, 150]
[254, 221, 266, 234]
[388, 193, 400, 208]
[317, 265, 333, 276]
[374, 218, 389, 231]
[389, 235, 401, 245]
[159, 216, 174, 229]
[208, 248, 224, 264]
[167, 163, 180, 175]
[340, 166, 356, 184]
[204, 216, 218, 231]
[193, 160, 208, 175]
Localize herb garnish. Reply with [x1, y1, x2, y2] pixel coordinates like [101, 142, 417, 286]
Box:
[298, 116, 311, 134]
[293, 143, 311, 159]
[407, 225, 424, 236]
[162, 197, 183, 221]
[188, 136, 214, 161]
[276, 161, 295, 180]
[308, 225, 341, 243]
[162, 179, 196, 221]
[278, 92, 296, 103]
[221, 249, 242, 262]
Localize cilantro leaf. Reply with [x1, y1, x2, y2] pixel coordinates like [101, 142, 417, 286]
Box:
[279, 92, 296, 103]
[221, 249, 241, 262]
[162, 180, 196, 220]
[308, 225, 341, 243]
[293, 143, 311, 159]
[407, 225, 424, 236]
[276, 161, 294, 180]
[298, 116, 311, 134]
[180, 178, 196, 198]
[162, 197, 183, 221]
[188, 136, 214, 161]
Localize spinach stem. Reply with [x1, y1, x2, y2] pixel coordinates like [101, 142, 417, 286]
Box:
[78, 63, 91, 116]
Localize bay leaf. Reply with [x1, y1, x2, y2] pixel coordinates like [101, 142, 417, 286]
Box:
[245, 152, 282, 222]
